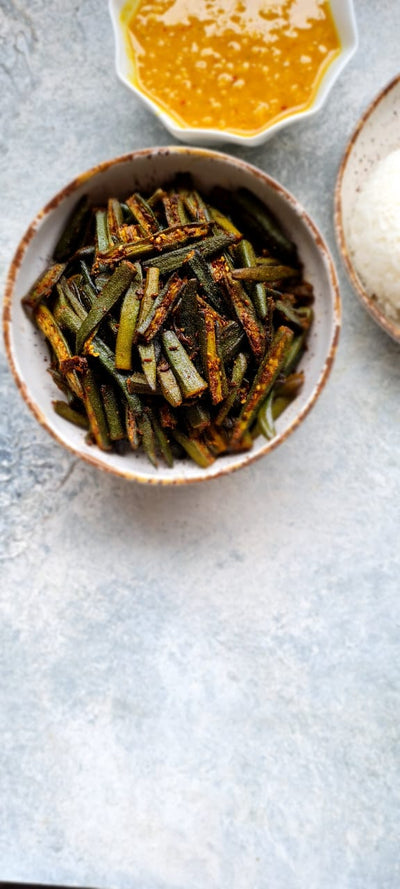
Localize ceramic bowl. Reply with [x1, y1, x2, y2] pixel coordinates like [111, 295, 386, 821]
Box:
[3, 147, 341, 485]
[335, 75, 400, 342]
[109, 0, 358, 148]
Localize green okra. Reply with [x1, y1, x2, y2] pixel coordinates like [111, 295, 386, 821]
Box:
[234, 239, 268, 320]
[52, 400, 89, 429]
[35, 303, 83, 399]
[126, 191, 160, 235]
[172, 430, 215, 468]
[115, 274, 143, 370]
[138, 342, 157, 390]
[220, 321, 245, 362]
[224, 274, 265, 360]
[100, 383, 125, 440]
[138, 411, 158, 467]
[137, 266, 159, 330]
[107, 198, 124, 242]
[137, 272, 184, 342]
[215, 351, 248, 426]
[76, 261, 136, 353]
[82, 368, 111, 451]
[149, 410, 174, 467]
[143, 231, 240, 273]
[184, 402, 211, 433]
[86, 335, 142, 415]
[23, 262, 67, 310]
[162, 330, 207, 399]
[162, 192, 189, 227]
[230, 325, 294, 446]
[197, 306, 226, 405]
[156, 360, 182, 407]
[188, 249, 223, 311]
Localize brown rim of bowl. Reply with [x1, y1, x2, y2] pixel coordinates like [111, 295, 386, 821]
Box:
[334, 73, 400, 344]
[3, 145, 341, 486]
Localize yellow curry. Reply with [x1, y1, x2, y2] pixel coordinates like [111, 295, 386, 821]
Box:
[121, 0, 341, 136]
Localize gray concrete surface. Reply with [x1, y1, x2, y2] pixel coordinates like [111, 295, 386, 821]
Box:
[1, 2, 400, 887]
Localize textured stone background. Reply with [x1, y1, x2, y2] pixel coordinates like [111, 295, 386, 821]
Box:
[1, 2, 400, 887]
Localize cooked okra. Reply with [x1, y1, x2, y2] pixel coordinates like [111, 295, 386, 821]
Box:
[23, 178, 314, 469]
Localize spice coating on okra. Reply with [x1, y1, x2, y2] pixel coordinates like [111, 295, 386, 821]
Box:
[22, 178, 314, 468]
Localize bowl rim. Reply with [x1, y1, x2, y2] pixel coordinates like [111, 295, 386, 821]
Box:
[334, 73, 400, 343]
[108, 0, 358, 148]
[3, 145, 341, 485]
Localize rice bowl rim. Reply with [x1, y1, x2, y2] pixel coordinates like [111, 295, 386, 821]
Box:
[334, 73, 400, 344]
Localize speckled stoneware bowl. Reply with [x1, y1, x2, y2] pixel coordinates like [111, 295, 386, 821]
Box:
[335, 74, 400, 342]
[3, 147, 341, 485]
[109, 0, 358, 148]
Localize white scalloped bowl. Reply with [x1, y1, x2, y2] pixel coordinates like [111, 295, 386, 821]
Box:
[109, 0, 358, 147]
[4, 147, 341, 485]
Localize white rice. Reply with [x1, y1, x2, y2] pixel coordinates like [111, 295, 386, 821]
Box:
[347, 148, 400, 320]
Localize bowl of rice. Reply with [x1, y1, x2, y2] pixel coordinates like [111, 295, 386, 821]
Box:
[335, 75, 400, 342]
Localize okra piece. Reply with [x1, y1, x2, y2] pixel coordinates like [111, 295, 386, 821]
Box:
[143, 231, 239, 273]
[138, 411, 158, 467]
[138, 342, 157, 390]
[23, 262, 66, 309]
[127, 372, 159, 396]
[52, 400, 89, 429]
[224, 274, 265, 360]
[137, 272, 184, 342]
[233, 188, 296, 262]
[176, 279, 200, 349]
[150, 411, 174, 467]
[275, 372, 304, 398]
[137, 266, 159, 330]
[76, 261, 136, 353]
[95, 208, 112, 256]
[162, 192, 189, 226]
[230, 325, 294, 446]
[215, 351, 248, 426]
[184, 402, 211, 433]
[80, 259, 97, 298]
[188, 249, 223, 311]
[100, 383, 125, 440]
[152, 222, 210, 252]
[97, 236, 154, 265]
[147, 187, 167, 209]
[107, 198, 124, 242]
[86, 336, 142, 415]
[231, 265, 298, 282]
[180, 188, 211, 222]
[256, 390, 276, 440]
[53, 196, 91, 262]
[162, 330, 208, 399]
[172, 430, 215, 468]
[204, 425, 228, 456]
[126, 192, 160, 235]
[82, 368, 111, 451]
[198, 306, 226, 405]
[126, 405, 140, 450]
[220, 321, 245, 362]
[157, 359, 182, 407]
[115, 275, 143, 370]
[234, 239, 268, 320]
[53, 291, 81, 335]
[57, 277, 87, 321]
[208, 205, 242, 236]
[275, 299, 311, 329]
[35, 303, 83, 398]
[283, 331, 307, 375]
